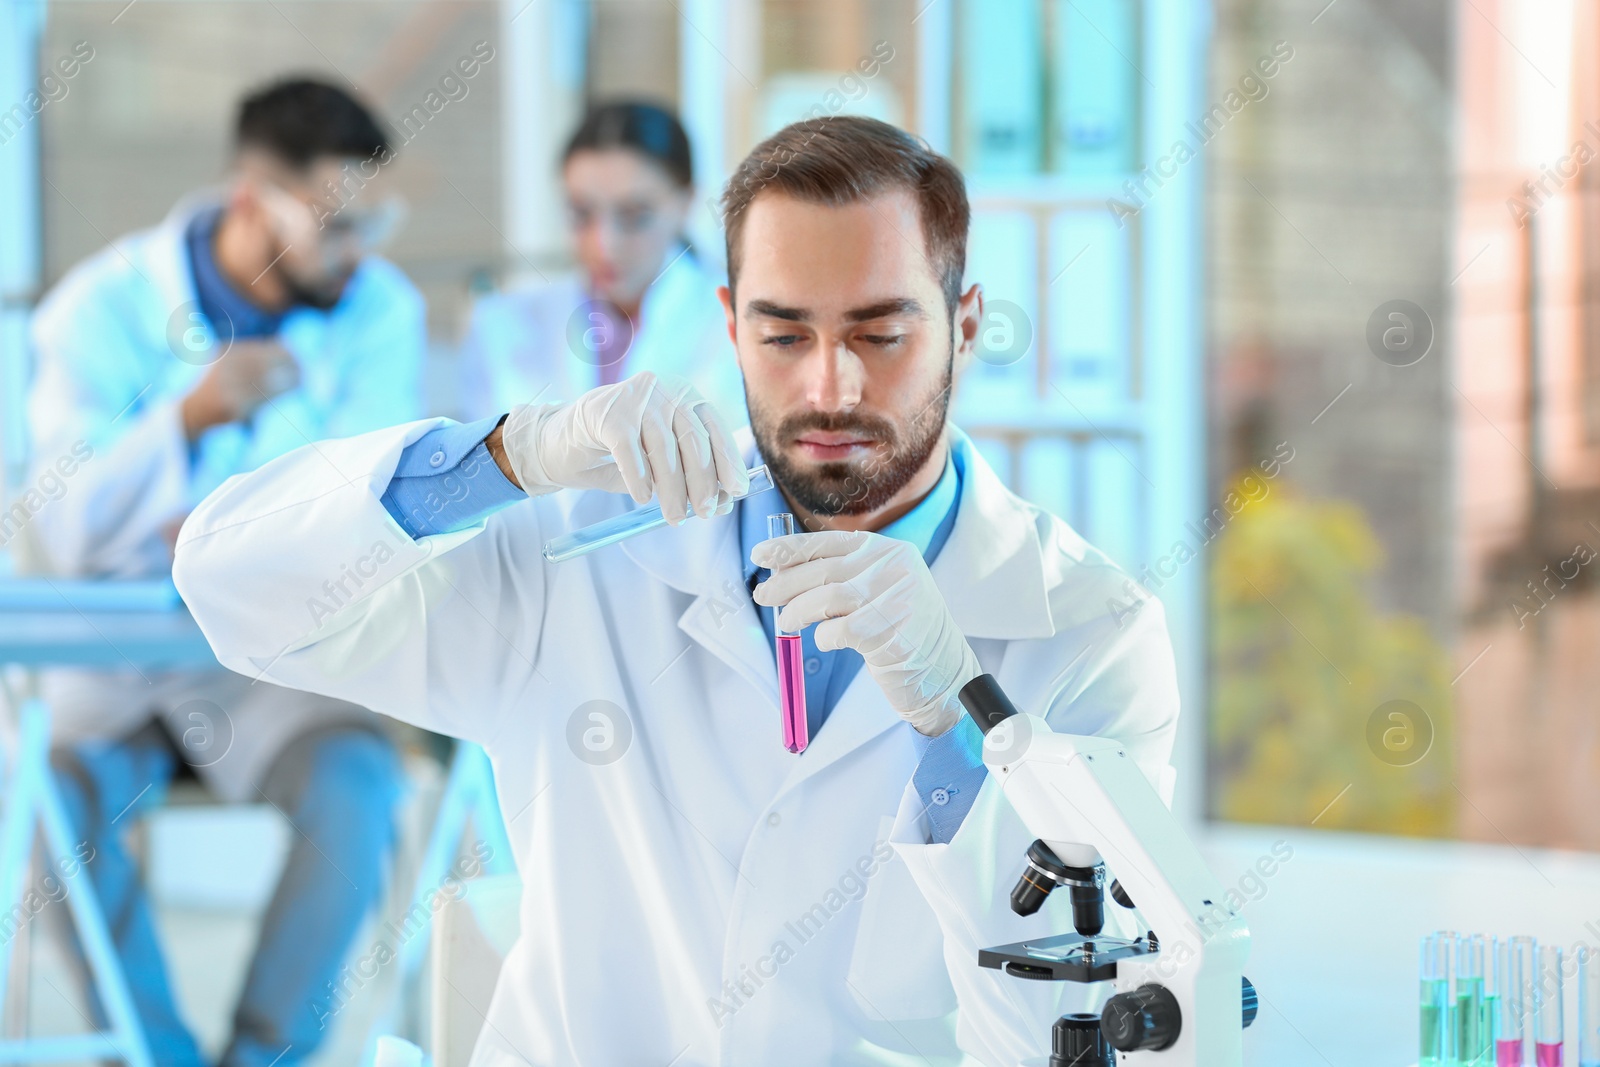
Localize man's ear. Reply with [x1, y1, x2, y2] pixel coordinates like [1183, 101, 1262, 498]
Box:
[953, 283, 983, 375]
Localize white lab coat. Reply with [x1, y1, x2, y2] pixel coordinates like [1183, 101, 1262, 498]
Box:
[24, 195, 426, 797]
[172, 420, 1180, 1066]
[457, 245, 746, 425]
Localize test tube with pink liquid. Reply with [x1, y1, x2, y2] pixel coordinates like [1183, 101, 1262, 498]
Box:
[767, 513, 807, 754]
[1537, 945, 1565, 1067]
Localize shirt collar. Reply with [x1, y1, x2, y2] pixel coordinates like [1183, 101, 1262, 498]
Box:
[739, 443, 963, 586]
[186, 206, 286, 339]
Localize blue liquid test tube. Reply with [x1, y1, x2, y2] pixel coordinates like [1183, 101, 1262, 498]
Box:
[542, 464, 775, 563]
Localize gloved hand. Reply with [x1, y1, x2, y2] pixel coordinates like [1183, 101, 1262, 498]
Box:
[500, 372, 749, 524]
[750, 530, 981, 737]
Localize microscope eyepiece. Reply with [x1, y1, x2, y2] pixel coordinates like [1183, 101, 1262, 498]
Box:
[1010, 840, 1105, 935]
[958, 673, 1020, 735]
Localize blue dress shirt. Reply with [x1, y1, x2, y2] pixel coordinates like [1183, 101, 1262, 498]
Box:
[186, 206, 285, 339]
[380, 422, 988, 842]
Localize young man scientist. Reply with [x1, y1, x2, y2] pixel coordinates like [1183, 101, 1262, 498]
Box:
[25, 79, 421, 1066]
[174, 117, 1179, 1066]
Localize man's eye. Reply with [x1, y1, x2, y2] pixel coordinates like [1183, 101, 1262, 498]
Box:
[762, 335, 805, 347]
[861, 334, 906, 348]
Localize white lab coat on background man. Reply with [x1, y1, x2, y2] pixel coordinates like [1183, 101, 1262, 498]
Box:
[172, 407, 1178, 1065]
[25, 194, 424, 797]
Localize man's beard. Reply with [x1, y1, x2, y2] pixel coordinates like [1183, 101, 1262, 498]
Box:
[274, 252, 352, 312]
[748, 350, 952, 519]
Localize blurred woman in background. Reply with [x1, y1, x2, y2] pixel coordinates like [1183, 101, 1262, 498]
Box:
[459, 100, 745, 424]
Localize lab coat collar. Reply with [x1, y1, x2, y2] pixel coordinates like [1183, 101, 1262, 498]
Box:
[932, 425, 1057, 642]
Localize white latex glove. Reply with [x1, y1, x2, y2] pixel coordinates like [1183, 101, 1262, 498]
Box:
[501, 372, 749, 523]
[750, 530, 982, 737]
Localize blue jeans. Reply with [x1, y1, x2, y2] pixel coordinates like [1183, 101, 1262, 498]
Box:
[53, 723, 401, 1067]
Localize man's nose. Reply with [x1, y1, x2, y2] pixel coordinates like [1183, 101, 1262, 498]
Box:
[805, 341, 863, 411]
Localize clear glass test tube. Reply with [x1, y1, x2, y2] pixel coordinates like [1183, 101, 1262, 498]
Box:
[1460, 935, 1487, 1066]
[1537, 945, 1564, 1067]
[1481, 936, 1502, 1067]
[1504, 937, 1540, 1067]
[542, 464, 774, 563]
[1423, 933, 1453, 1067]
[767, 513, 808, 755]
[1580, 946, 1600, 1067]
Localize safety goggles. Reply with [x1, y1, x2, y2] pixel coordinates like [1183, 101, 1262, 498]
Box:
[258, 180, 408, 254]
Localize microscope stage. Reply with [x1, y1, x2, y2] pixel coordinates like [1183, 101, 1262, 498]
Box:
[978, 934, 1155, 983]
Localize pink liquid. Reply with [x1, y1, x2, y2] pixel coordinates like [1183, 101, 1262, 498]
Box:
[1537, 1042, 1563, 1067]
[1499, 1039, 1527, 1066]
[777, 634, 807, 754]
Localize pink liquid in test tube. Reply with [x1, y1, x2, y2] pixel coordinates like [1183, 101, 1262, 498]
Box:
[1537, 945, 1566, 1067]
[1500, 1040, 1527, 1067]
[777, 634, 807, 753]
[768, 513, 808, 754]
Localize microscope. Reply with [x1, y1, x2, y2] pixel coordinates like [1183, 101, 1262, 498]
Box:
[957, 675, 1258, 1066]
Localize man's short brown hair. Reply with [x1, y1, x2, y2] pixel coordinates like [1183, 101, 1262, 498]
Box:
[720, 116, 969, 315]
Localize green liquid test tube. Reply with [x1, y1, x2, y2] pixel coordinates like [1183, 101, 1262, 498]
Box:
[1460, 935, 1486, 1066]
[1480, 936, 1502, 1067]
[1425, 933, 1454, 1067]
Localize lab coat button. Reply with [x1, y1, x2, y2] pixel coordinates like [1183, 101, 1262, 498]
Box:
[767, 812, 781, 827]
[930, 788, 950, 806]
[804, 657, 820, 674]
[429, 449, 446, 468]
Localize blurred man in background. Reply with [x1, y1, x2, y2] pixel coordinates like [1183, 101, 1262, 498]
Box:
[22, 77, 422, 1067]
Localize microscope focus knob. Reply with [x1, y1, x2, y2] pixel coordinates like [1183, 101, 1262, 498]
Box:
[1101, 984, 1181, 1052]
[1049, 1013, 1112, 1067]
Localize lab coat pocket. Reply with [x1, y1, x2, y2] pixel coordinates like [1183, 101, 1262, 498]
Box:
[844, 816, 959, 1021]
